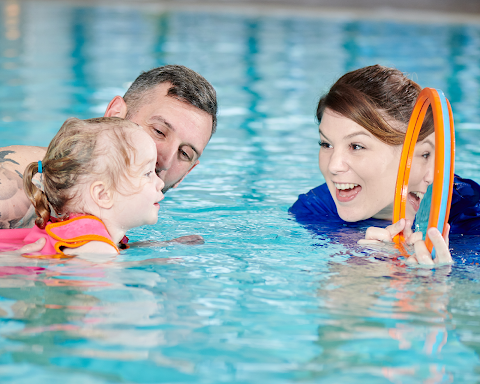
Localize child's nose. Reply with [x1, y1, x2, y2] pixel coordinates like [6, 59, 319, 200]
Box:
[156, 174, 165, 191]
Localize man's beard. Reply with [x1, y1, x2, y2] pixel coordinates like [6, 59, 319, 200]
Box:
[158, 171, 188, 194]
[162, 182, 175, 194]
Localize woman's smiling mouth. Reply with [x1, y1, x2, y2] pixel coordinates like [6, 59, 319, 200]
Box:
[334, 182, 362, 202]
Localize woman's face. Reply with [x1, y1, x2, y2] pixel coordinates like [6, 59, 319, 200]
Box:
[318, 109, 402, 222]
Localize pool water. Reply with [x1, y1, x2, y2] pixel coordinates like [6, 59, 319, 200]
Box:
[1, 2, 480, 383]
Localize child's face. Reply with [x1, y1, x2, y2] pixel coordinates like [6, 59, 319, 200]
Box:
[113, 130, 165, 230]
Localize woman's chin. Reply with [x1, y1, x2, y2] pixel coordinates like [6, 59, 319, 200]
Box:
[337, 209, 370, 222]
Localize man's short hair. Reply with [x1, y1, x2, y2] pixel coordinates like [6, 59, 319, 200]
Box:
[124, 65, 217, 134]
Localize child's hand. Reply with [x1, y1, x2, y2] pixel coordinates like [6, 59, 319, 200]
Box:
[0, 237, 46, 256]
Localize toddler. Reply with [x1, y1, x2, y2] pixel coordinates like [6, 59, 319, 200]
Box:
[0, 117, 164, 257]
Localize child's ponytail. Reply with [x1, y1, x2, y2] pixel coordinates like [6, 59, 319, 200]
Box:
[23, 161, 51, 229]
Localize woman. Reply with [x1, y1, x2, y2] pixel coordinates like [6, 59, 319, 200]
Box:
[290, 65, 480, 264]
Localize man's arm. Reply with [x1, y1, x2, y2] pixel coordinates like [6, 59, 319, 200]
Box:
[128, 235, 205, 248]
[0, 146, 46, 229]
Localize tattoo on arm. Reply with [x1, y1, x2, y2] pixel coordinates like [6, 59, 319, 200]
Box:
[0, 151, 19, 165]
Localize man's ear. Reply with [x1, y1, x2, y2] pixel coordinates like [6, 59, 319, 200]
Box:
[90, 181, 114, 209]
[172, 160, 200, 189]
[104, 96, 128, 118]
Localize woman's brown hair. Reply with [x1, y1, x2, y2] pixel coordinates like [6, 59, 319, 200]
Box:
[23, 117, 140, 229]
[317, 64, 434, 145]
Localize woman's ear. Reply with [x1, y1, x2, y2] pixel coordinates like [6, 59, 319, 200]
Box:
[90, 181, 114, 209]
[104, 96, 127, 118]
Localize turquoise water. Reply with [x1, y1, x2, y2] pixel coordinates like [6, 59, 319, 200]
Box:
[1, 2, 480, 383]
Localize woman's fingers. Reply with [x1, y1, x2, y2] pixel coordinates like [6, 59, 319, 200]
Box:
[412, 239, 435, 265]
[403, 219, 414, 239]
[361, 219, 406, 244]
[443, 223, 450, 248]
[406, 254, 419, 265]
[409, 227, 453, 266]
[405, 231, 423, 245]
[427, 227, 453, 265]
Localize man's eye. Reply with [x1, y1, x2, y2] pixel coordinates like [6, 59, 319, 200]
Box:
[180, 148, 194, 161]
[154, 129, 165, 137]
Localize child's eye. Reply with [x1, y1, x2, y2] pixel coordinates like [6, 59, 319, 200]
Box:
[145, 171, 153, 177]
[318, 140, 332, 149]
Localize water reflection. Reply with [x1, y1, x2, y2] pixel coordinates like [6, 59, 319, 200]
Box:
[312, 256, 472, 382]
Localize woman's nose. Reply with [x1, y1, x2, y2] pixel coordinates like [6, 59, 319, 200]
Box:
[327, 149, 349, 174]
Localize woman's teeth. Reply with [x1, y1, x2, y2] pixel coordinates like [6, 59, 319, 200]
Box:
[334, 183, 359, 190]
[411, 191, 424, 199]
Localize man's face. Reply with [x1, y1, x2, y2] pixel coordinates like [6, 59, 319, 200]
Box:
[125, 83, 213, 193]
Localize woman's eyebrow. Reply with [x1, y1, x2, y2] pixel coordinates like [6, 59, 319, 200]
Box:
[319, 129, 371, 141]
[344, 131, 371, 140]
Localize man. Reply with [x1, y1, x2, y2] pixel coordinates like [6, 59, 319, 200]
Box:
[0, 65, 217, 235]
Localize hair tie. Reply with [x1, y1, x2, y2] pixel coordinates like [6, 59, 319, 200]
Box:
[38, 161, 42, 174]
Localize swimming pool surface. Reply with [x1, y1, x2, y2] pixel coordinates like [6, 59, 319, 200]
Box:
[1, 2, 480, 383]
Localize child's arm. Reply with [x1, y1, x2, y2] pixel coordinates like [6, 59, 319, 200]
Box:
[63, 241, 118, 256]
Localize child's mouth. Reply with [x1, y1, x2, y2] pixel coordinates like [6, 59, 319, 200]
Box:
[334, 182, 362, 203]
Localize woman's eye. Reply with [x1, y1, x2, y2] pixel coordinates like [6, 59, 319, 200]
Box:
[318, 140, 332, 149]
[350, 143, 364, 150]
[145, 171, 153, 177]
[423, 152, 431, 159]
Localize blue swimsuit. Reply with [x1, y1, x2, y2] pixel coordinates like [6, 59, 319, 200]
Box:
[289, 175, 480, 235]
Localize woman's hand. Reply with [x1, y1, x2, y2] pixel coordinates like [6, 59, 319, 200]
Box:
[359, 220, 453, 266]
[406, 224, 452, 266]
[358, 218, 414, 245]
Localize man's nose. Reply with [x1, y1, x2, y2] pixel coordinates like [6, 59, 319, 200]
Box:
[155, 145, 177, 173]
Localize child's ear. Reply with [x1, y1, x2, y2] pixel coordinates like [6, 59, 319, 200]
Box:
[90, 181, 114, 209]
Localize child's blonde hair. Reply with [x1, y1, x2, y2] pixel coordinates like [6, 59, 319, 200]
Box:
[23, 117, 144, 229]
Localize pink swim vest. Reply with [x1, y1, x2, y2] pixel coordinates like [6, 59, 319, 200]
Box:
[0, 215, 119, 258]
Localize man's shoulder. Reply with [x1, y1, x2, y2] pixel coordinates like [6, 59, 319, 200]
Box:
[0, 145, 46, 173]
[0, 145, 46, 162]
[0, 145, 44, 229]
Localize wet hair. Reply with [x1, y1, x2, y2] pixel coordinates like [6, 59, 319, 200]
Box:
[316, 64, 434, 145]
[123, 64, 218, 135]
[23, 117, 142, 229]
